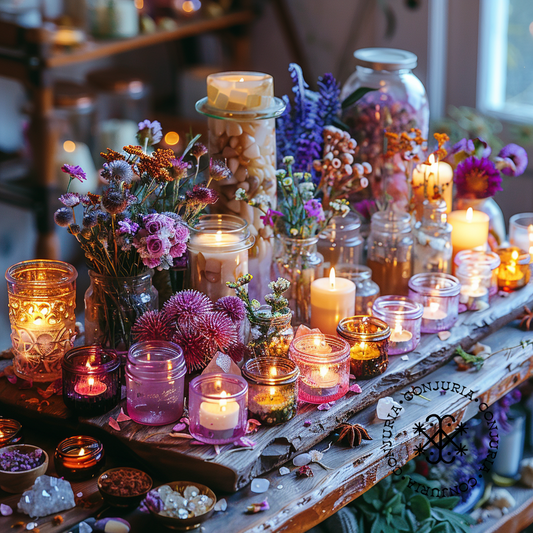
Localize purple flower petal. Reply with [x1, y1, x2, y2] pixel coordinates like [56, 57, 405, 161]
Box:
[349, 383, 362, 394]
[234, 437, 256, 448]
[317, 401, 336, 411]
[1, 503, 12, 516]
[172, 422, 187, 432]
[497, 143, 528, 176]
[455, 156, 502, 199]
[190, 440, 209, 445]
[304, 419, 312, 427]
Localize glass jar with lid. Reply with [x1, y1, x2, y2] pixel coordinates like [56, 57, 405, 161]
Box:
[367, 210, 413, 296]
[318, 213, 364, 276]
[413, 200, 453, 275]
[340, 48, 429, 201]
[336, 264, 380, 315]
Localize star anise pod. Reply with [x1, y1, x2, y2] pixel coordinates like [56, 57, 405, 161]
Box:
[518, 305, 533, 331]
[335, 423, 372, 448]
[297, 465, 314, 478]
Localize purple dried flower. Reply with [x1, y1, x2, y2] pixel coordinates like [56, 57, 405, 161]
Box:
[163, 290, 213, 324]
[497, 143, 528, 176]
[455, 156, 502, 199]
[0, 448, 45, 472]
[172, 329, 210, 371]
[102, 189, 129, 214]
[61, 164, 86, 182]
[172, 158, 190, 180]
[82, 212, 98, 229]
[247, 499, 270, 513]
[132, 310, 174, 342]
[209, 159, 232, 181]
[117, 219, 140, 235]
[190, 142, 208, 159]
[140, 489, 164, 514]
[197, 311, 238, 351]
[186, 185, 219, 205]
[54, 207, 74, 227]
[304, 419, 312, 427]
[59, 192, 81, 207]
[260, 208, 283, 227]
[304, 199, 325, 222]
[137, 120, 163, 146]
[227, 342, 246, 364]
[215, 296, 246, 322]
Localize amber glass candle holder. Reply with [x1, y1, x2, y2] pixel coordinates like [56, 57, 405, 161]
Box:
[289, 334, 350, 404]
[62, 346, 121, 416]
[0, 419, 22, 447]
[6, 260, 77, 382]
[54, 435, 105, 481]
[337, 316, 391, 379]
[497, 247, 531, 292]
[242, 357, 299, 425]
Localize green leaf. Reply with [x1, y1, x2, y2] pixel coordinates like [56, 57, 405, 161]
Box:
[394, 516, 411, 532]
[428, 496, 460, 509]
[371, 515, 386, 533]
[409, 494, 431, 521]
[394, 476, 410, 493]
[384, 493, 403, 512]
[409, 473, 440, 489]
[430, 523, 452, 533]
[341, 86, 377, 109]
[372, 499, 383, 511]
[330, 116, 350, 131]
[363, 490, 377, 503]
[181, 133, 202, 158]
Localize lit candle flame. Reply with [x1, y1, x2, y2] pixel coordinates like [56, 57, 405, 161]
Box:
[239, 77, 244, 82]
[512, 250, 519, 261]
[329, 267, 336, 290]
[219, 390, 227, 412]
[428, 153, 436, 165]
[429, 301, 440, 313]
[319, 366, 328, 378]
[270, 387, 276, 397]
[215, 230, 222, 243]
[466, 208, 473, 223]
[441, 213, 447, 224]
[78, 447, 85, 456]
[88, 377, 94, 388]
[394, 324, 403, 336]
[269, 367, 277, 377]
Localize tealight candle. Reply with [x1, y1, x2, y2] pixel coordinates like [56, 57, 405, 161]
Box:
[453, 250, 500, 297]
[54, 436, 105, 481]
[310, 268, 356, 335]
[497, 247, 531, 292]
[189, 374, 248, 444]
[456, 263, 491, 311]
[0, 419, 22, 447]
[448, 208, 489, 257]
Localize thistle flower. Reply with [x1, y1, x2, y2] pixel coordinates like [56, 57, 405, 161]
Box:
[131, 310, 174, 342]
[215, 296, 247, 322]
[172, 329, 210, 371]
[59, 193, 81, 207]
[103, 160, 134, 184]
[96, 210, 111, 224]
[496, 143, 528, 177]
[163, 289, 213, 325]
[455, 156, 502, 199]
[82, 212, 98, 228]
[304, 199, 325, 222]
[197, 312, 238, 351]
[68, 224, 81, 235]
[102, 189, 129, 214]
[186, 185, 218, 205]
[61, 164, 86, 182]
[137, 119, 163, 146]
[227, 342, 246, 364]
[190, 142, 208, 159]
[172, 158, 190, 180]
[54, 207, 74, 227]
[209, 159, 232, 181]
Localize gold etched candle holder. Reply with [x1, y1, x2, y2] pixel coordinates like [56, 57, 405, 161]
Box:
[497, 247, 531, 292]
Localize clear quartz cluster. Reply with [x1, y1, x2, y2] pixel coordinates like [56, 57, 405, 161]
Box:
[17, 475, 75, 518]
[157, 485, 213, 519]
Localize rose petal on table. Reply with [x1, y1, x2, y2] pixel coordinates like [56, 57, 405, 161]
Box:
[117, 408, 131, 422]
[0, 503, 12, 516]
[246, 419, 261, 434]
[190, 440, 209, 445]
[349, 383, 362, 394]
[246, 498, 269, 513]
[180, 417, 190, 426]
[214, 445, 221, 455]
[168, 433, 193, 439]
[438, 331, 451, 341]
[349, 374, 356, 380]
[317, 401, 336, 411]
[7, 374, 17, 384]
[109, 417, 121, 431]
[303, 419, 312, 427]
[234, 437, 256, 448]
[214, 498, 227, 512]
[172, 422, 187, 432]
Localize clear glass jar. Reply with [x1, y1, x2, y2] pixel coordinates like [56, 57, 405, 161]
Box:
[289, 333, 350, 404]
[413, 200, 453, 275]
[367, 211, 413, 296]
[6, 260, 77, 382]
[242, 357, 299, 425]
[189, 374, 248, 444]
[246, 305, 294, 360]
[54, 435, 105, 481]
[87, 0, 140, 39]
[126, 341, 187, 426]
[408, 273, 461, 333]
[509, 213, 533, 257]
[196, 71, 286, 301]
[453, 250, 500, 298]
[372, 296, 423, 355]
[336, 264, 380, 315]
[456, 263, 492, 311]
[341, 48, 429, 200]
[84, 270, 158, 353]
[317, 214, 363, 276]
[62, 346, 121, 416]
[496, 247, 531, 292]
[337, 316, 391, 379]
[274, 234, 324, 327]
[187, 214, 255, 302]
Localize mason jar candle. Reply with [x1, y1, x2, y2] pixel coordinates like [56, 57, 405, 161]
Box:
[337, 316, 390, 379]
[289, 334, 350, 404]
[189, 374, 248, 444]
[453, 250, 500, 298]
[497, 247, 531, 292]
[62, 346, 121, 416]
[456, 263, 491, 311]
[242, 357, 299, 425]
[6, 260, 77, 382]
[408, 273, 461, 333]
[126, 341, 187, 426]
[54, 435, 105, 481]
[337, 264, 380, 315]
[509, 213, 533, 259]
[372, 296, 423, 355]
[187, 214, 254, 302]
[0, 419, 22, 448]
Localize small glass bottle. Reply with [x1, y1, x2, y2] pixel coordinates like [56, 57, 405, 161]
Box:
[367, 211, 413, 296]
[318, 214, 363, 275]
[413, 200, 452, 274]
[336, 264, 380, 315]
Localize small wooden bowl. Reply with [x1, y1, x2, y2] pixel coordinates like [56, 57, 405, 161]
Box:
[98, 467, 153, 507]
[150, 481, 217, 531]
[0, 444, 49, 493]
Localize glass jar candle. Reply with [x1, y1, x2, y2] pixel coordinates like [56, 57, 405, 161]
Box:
[408, 273, 461, 333]
[337, 264, 380, 315]
[454, 250, 500, 298]
[367, 211, 413, 296]
[242, 357, 299, 425]
[126, 341, 187, 426]
[497, 247, 531, 292]
[0, 419, 22, 447]
[6, 260, 77, 382]
[62, 346, 121, 416]
[317, 214, 363, 276]
[187, 214, 254, 302]
[54, 435, 105, 481]
[456, 263, 491, 311]
[413, 200, 453, 275]
[372, 296, 423, 355]
[189, 374, 248, 444]
[289, 334, 350, 404]
[509, 213, 533, 260]
[448, 208, 490, 258]
[337, 316, 390, 379]
[196, 71, 286, 300]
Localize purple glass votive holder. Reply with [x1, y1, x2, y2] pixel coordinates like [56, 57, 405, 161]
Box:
[408, 273, 461, 333]
[126, 341, 186, 426]
[454, 250, 500, 299]
[189, 374, 248, 445]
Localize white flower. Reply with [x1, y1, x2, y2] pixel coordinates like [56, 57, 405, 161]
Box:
[290, 228, 298, 236]
[360, 177, 369, 188]
[282, 177, 293, 187]
[283, 156, 294, 165]
[298, 182, 315, 192]
[309, 450, 324, 463]
[362, 162, 372, 174]
[235, 188, 247, 201]
[340, 204, 350, 216]
[276, 169, 287, 179]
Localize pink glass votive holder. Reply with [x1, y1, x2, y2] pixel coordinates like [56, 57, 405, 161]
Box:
[372, 296, 423, 355]
[453, 250, 500, 298]
[189, 374, 248, 445]
[125, 341, 186, 426]
[408, 273, 461, 333]
[289, 334, 350, 404]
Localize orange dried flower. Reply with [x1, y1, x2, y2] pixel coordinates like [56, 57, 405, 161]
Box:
[123, 145, 145, 157]
[87, 192, 101, 206]
[52, 515, 64, 525]
[100, 148, 125, 162]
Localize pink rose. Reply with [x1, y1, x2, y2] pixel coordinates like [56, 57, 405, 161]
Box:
[170, 242, 186, 258]
[146, 235, 165, 258]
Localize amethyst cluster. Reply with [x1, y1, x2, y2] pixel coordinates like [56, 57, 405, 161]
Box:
[0, 448, 44, 472]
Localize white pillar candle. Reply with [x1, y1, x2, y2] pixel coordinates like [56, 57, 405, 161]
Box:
[310, 268, 356, 335]
[412, 155, 453, 214]
[207, 72, 273, 111]
[448, 208, 489, 257]
[199, 391, 240, 431]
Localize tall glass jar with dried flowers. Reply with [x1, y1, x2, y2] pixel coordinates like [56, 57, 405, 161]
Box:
[55, 120, 231, 352]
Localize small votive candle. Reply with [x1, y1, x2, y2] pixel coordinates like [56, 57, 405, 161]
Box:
[189, 374, 248, 444]
[448, 208, 489, 257]
[509, 213, 533, 261]
[54, 435, 105, 481]
[62, 346, 121, 416]
[336, 316, 390, 379]
[289, 334, 350, 404]
[0, 419, 22, 447]
[456, 263, 491, 311]
[453, 250, 500, 298]
[408, 273, 461, 333]
[372, 296, 423, 355]
[242, 358, 299, 425]
[497, 247, 531, 292]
